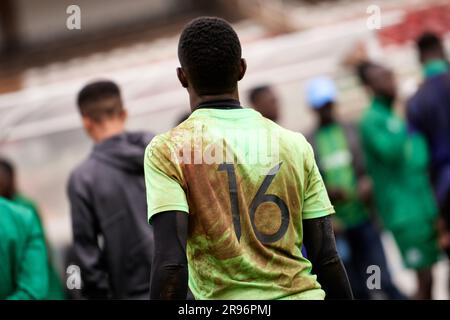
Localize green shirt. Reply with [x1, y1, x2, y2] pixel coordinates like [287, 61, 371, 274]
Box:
[0, 197, 49, 299]
[314, 124, 369, 228]
[144, 107, 334, 300]
[422, 59, 448, 78]
[10, 194, 65, 300]
[359, 97, 438, 230]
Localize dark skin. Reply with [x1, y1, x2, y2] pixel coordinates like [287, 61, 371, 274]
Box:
[149, 58, 353, 300]
[0, 166, 15, 199]
[251, 88, 280, 123]
[363, 64, 397, 103]
[176, 58, 247, 112]
[419, 45, 446, 65]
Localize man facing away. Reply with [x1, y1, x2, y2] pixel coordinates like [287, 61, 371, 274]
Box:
[68, 80, 154, 299]
[305, 76, 405, 299]
[144, 17, 353, 300]
[357, 62, 441, 299]
[407, 32, 450, 262]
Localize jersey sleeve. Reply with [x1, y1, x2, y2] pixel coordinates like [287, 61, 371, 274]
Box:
[302, 142, 335, 220]
[144, 135, 189, 223]
[8, 207, 49, 300]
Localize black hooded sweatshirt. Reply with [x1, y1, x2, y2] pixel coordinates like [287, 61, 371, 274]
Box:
[67, 131, 154, 299]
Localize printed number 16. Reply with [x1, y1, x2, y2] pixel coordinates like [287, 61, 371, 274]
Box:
[218, 162, 290, 244]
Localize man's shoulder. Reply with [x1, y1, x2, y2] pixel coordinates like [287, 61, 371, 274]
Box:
[145, 131, 172, 157]
[413, 73, 449, 102]
[273, 125, 314, 161]
[0, 198, 35, 229]
[68, 155, 97, 189]
[360, 104, 386, 128]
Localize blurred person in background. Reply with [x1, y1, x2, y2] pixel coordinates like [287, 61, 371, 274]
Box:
[357, 61, 441, 299]
[175, 111, 191, 126]
[145, 17, 353, 300]
[0, 197, 49, 299]
[305, 76, 405, 300]
[407, 32, 450, 265]
[0, 158, 65, 300]
[248, 85, 280, 123]
[68, 80, 154, 299]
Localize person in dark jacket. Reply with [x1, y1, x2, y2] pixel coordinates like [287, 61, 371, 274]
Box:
[68, 80, 154, 299]
[407, 32, 450, 262]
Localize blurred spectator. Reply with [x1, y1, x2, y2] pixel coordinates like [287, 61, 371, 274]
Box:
[357, 61, 441, 299]
[407, 32, 450, 262]
[0, 158, 65, 300]
[305, 76, 405, 300]
[248, 85, 280, 123]
[0, 197, 49, 299]
[67, 80, 154, 299]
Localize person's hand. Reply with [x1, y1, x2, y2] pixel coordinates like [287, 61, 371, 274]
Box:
[437, 217, 450, 250]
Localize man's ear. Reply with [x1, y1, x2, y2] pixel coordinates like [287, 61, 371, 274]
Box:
[238, 58, 247, 81]
[81, 116, 96, 135]
[120, 108, 128, 121]
[82, 116, 92, 129]
[177, 67, 188, 88]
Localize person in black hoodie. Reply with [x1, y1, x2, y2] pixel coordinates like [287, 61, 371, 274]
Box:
[67, 80, 154, 299]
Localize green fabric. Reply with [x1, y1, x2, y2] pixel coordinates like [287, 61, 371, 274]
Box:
[359, 96, 438, 232]
[145, 107, 334, 300]
[391, 219, 440, 269]
[11, 194, 66, 300]
[314, 124, 369, 228]
[422, 59, 448, 78]
[0, 197, 49, 299]
[13, 194, 40, 218]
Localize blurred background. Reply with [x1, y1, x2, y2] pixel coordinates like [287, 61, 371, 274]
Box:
[1, 0, 449, 299]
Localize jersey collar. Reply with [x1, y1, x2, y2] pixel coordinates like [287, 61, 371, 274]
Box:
[196, 99, 242, 110]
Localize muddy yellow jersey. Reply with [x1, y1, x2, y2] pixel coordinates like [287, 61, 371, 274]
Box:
[144, 107, 334, 300]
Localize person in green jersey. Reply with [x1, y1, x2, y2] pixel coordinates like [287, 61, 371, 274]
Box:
[0, 197, 49, 299]
[357, 61, 441, 299]
[144, 17, 353, 300]
[305, 76, 405, 300]
[0, 158, 65, 300]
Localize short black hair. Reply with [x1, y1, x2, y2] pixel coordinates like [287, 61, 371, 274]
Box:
[417, 32, 443, 56]
[356, 61, 378, 86]
[77, 80, 123, 121]
[178, 17, 242, 95]
[0, 158, 14, 178]
[0, 157, 15, 198]
[248, 85, 271, 104]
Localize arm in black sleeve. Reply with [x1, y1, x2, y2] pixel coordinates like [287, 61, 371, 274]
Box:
[67, 175, 110, 299]
[303, 215, 353, 300]
[150, 211, 189, 300]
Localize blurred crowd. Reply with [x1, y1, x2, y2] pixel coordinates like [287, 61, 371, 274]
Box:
[1, 22, 450, 300]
